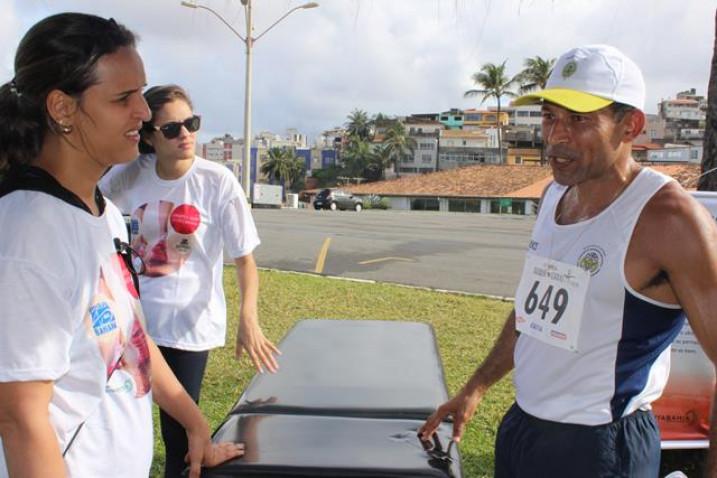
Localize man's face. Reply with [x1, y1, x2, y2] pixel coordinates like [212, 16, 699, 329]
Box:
[541, 102, 627, 187]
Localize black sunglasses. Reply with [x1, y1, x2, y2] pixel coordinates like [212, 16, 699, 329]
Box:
[146, 115, 201, 140]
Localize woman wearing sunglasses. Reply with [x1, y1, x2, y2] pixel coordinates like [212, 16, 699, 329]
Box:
[0, 14, 241, 478]
[100, 84, 280, 478]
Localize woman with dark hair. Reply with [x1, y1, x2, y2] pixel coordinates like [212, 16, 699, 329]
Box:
[100, 84, 279, 477]
[0, 13, 242, 477]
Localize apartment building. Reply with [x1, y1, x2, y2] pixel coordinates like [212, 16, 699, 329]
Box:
[400, 118, 442, 175]
[438, 129, 501, 169]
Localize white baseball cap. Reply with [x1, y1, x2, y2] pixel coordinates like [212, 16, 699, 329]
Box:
[512, 44, 645, 113]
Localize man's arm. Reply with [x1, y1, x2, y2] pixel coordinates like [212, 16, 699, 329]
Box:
[0, 381, 65, 478]
[647, 186, 717, 477]
[148, 339, 243, 477]
[419, 310, 517, 442]
[233, 254, 279, 373]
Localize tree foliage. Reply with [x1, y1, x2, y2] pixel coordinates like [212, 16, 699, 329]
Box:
[261, 147, 305, 197]
[382, 122, 417, 178]
[700, 10, 717, 191]
[517, 55, 556, 93]
[346, 109, 372, 141]
[341, 135, 376, 179]
[464, 60, 520, 163]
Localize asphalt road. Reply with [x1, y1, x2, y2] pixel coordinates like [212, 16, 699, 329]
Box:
[250, 208, 535, 298]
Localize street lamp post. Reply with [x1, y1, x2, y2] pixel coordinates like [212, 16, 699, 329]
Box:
[181, 0, 319, 200]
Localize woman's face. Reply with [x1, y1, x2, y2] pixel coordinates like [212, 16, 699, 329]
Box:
[146, 99, 197, 162]
[71, 46, 150, 167]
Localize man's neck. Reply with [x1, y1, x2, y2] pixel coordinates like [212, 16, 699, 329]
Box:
[155, 155, 194, 180]
[558, 158, 641, 224]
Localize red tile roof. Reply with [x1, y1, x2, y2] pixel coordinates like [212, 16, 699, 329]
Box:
[633, 143, 665, 151]
[345, 163, 701, 199]
[347, 164, 552, 198]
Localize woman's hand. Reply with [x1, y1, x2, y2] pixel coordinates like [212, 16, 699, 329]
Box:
[236, 316, 280, 373]
[185, 424, 245, 477]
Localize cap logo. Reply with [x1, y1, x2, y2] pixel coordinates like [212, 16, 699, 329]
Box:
[561, 60, 578, 79]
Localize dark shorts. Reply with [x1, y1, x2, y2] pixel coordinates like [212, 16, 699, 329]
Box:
[495, 403, 661, 478]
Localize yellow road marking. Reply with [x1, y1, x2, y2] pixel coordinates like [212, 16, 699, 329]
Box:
[314, 237, 332, 273]
[358, 256, 415, 265]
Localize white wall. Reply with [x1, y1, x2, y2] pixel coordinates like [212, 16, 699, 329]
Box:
[388, 197, 411, 210]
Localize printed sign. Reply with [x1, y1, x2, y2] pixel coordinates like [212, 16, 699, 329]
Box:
[653, 191, 717, 449]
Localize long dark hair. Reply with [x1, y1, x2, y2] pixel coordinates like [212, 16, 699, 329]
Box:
[139, 85, 194, 154]
[0, 13, 137, 174]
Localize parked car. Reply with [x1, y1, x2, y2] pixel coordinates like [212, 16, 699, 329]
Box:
[313, 188, 363, 211]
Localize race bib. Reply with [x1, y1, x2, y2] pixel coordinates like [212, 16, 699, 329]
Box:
[514, 253, 590, 352]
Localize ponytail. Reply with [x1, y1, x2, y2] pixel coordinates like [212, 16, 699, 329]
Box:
[0, 13, 137, 174]
[0, 80, 46, 174]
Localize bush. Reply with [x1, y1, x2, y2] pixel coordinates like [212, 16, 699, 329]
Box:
[361, 194, 389, 210]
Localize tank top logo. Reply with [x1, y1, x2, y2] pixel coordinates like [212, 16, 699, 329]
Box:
[577, 245, 606, 276]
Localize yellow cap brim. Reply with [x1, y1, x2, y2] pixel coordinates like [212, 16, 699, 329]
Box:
[512, 88, 613, 113]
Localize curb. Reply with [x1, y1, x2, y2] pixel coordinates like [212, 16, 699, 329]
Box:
[249, 266, 516, 303]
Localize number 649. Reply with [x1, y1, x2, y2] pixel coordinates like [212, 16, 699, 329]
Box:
[524, 280, 568, 324]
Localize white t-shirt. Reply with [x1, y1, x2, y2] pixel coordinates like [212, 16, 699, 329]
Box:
[0, 189, 153, 478]
[100, 154, 260, 350]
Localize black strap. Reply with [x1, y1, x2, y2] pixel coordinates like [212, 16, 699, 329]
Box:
[0, 165, 105, 215]
[114, 238, 142, 297]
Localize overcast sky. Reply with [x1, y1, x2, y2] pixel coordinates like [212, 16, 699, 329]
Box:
[1, 0, 714, 145]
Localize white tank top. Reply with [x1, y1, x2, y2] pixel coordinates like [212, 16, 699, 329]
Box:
[514, 167, 685, 425]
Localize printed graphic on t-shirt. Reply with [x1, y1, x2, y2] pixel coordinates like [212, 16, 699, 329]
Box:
[130, 200, 201, 277]
[85, 253, 151, 398]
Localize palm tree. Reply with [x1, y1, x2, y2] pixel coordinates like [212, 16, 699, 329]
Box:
[517, 56, 556, 93]
[341, 135, 375, 179]
[700, 10, 717, 191]
[346, 109, 372, 141]
[261, 147, 304, 200]
[367, 143, 392, 181]
[464, 60, 520, 164]
[516, 56, 556, 166]
[382, 122, 417, 178]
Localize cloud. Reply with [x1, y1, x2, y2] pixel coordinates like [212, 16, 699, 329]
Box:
[2, 0, 714, 144]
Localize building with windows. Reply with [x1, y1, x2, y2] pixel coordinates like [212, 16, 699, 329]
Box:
[438, 129, 500, 169]
[343, 163, 700, 215]
[399, 118, 442, 175]
[438, 109, 464, 130]
[657, 88, 706, 142]
[505, 104, 543, 127]
[198, 129, 310, 188]
[506, 148, 542, 165]
[632, 143, 702, 164]
[463, 109, 510, 129]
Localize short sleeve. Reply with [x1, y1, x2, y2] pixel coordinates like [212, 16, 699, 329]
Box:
[0, 258, 74, 382]
[220, 175, 261, 259]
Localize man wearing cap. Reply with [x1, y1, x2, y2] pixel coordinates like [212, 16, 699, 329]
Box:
[420, 45, 717, 477]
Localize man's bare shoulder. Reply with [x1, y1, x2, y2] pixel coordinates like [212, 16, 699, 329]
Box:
[640, 181, 717, 262]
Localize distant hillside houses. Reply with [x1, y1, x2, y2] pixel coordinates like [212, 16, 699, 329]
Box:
[196, 87, 705, 199]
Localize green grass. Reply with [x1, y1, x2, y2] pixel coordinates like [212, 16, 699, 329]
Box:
[148, 267, 516, 477]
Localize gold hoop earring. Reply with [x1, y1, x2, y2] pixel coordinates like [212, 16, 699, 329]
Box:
[59, 123, 73, 134]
